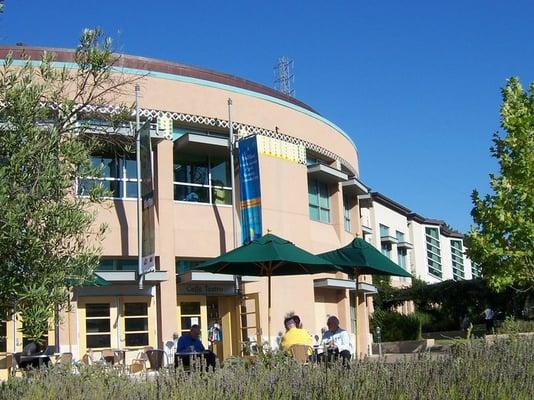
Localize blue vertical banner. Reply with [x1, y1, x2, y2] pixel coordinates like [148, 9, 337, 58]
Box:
[139, 121, 155, 273]
[238, 135, 263, 244]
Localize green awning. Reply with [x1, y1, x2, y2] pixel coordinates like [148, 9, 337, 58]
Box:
[66, 272, 111, 287]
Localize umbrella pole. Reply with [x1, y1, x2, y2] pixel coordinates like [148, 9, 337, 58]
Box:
[354, 272, 359, 359]
[268, 274, 272, 348]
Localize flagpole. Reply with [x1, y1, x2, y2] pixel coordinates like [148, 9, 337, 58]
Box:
[268, 274, 272, 346]
[228, 98, 237, 249]
[135, 84, 143, 290]
[228, 98, 242, 297]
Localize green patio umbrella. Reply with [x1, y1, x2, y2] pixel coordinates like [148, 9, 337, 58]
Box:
[318, 237, 412, 357]
[318, 237, 412, 278]
[195, 233, 341, 345]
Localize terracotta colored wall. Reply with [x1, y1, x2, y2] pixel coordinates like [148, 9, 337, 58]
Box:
[63, 66, 367, 357]
[132, 75, 358, 173]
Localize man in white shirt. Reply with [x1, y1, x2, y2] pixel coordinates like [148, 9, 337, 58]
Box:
[319, 315, 352, 364]
[483, 307, 495, 333]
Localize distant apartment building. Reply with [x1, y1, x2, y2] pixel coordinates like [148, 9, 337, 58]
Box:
[359, 192, 479, 287]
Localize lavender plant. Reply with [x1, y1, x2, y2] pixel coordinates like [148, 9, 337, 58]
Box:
[1, 337, 532, 399]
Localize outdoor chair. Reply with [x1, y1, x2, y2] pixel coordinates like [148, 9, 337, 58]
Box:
[289, 344, 313, 364]
[58, 352, 73, 366]
[124, 350, 146, 374]
[164, 340, 175, 366]
[114, 350, 125, 366]
[81, 352, 96, 366]
[146, 349, 165, 370]
[102, 349, 117, 365]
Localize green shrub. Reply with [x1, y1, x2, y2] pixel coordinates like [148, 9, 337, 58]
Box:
[497, 316, 534, 334]
[371, 310, 431, 342]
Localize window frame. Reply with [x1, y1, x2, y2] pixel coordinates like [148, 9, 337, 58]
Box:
[173, 154, 232, 206]
[343, 194, 352, 232]
[84, 302, 112, 350]
[381, 242, 391, 258]
[397, 247, 407, 269]
[77, 152, 139, 200]
[123, 302, 150, 348]
[425, 226, 442, 278]
[450, 239, 465, 281]
[308, 178, 331, 224]
[379, 224, 390, 238]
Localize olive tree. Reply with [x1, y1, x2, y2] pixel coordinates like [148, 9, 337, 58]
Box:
[0, 28, 137, 342]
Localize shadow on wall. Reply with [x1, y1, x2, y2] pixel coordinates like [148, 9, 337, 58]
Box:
[114, 200, 129, 255]
[212, 204, 227, 254]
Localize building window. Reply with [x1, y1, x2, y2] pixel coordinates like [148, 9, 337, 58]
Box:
[425, 227, 442, 278]
[380, 242, 391, 258]
[77, 152, 138, 199]
[397, 248, 407, 269]
[308, 178, 330, 223]
[175, 259, 206, 276]
[85, 303, 111, 349]
[471, 262, 481, 279]
[450, 240, 465, 281]
[179, 302, 202, 336]
[123, 303, 149, 347]
[395, 231, 407, 271]
[379, 225, 390, 257]
[0, 321, 6, 353]
[343, 195, 352, 232]
[173, 153, 232, 205]
[97, 259, 137, 271]
[381, 242, 391, 258]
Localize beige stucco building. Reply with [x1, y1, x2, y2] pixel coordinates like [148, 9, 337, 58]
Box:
[360, 192, 478, 290]
[0, 46, 375, 376]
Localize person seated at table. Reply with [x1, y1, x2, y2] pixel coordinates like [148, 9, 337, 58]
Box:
[280, 317, 313, 355]
[318, 316, 351, 365]
[19, 341, 50, 370]
[176, 325, 216, 369]
[22, 341, 41, 355]
[291, 314, 303, 329]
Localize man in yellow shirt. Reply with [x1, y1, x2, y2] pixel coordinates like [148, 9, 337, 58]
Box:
[280, 317, 313, 353]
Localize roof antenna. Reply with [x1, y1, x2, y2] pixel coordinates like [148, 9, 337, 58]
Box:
[273, 57, 295, 97]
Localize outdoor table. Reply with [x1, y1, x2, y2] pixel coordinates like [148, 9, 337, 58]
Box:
[175, 350, 212, 368]
[18, 354, 51, 370]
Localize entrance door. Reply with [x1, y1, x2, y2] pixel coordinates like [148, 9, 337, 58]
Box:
[239, 293, 261, 355]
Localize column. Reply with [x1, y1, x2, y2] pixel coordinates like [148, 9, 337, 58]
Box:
[154, 138, 177, 347]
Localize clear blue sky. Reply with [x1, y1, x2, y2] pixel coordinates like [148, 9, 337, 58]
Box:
[2, 0, 534, 232]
